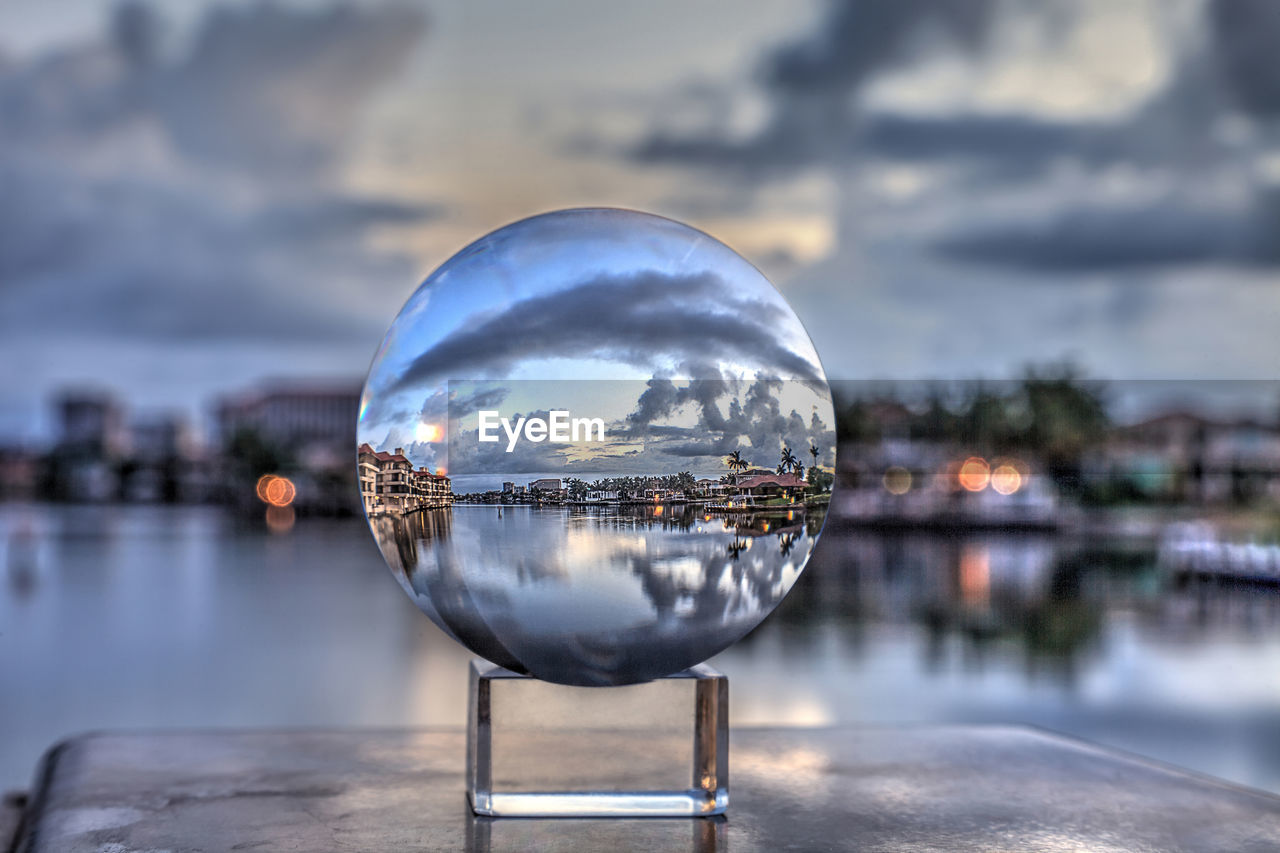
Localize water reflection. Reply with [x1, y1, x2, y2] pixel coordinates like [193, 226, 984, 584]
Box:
[375, 505, 826, 686]
[762, 528, 1280, 687]
[5, 515, 38, 599]
[5, 504, 1280, 795]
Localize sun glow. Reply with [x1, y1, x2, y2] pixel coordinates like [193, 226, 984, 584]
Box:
[415, 421, 444, 443]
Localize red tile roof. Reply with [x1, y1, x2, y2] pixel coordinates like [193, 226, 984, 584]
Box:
[358, 443, 409, 464]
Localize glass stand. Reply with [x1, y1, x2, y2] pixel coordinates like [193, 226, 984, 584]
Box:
[466, 659, 728, 817]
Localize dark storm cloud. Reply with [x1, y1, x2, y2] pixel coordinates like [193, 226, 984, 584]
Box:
[633, 111, 1113, 178]
[0, 2, 427, 174]
[0, 2, 433, 345]
[254, 197, 443, 243]
[157, 3, 425, 174]
[859, 113, 1105, 166]
[630, 0, 1003, 176]
[0, 162, 433, 342]
[626, 378, 733, 436]
[937, 202, 1274, 272]
[626, 0, 1280, 283]
[386, 270, 824, 393]
[623, 377, 833, 469]
[445, 386, 510, 419]
[764, 0, 995, 94]
[1208, 0, 1280, 118]
[402, 384, 510, 427]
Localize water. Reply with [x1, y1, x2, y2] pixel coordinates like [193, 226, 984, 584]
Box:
[372, 504, 821, 685]
[3, 503, 1280, 795]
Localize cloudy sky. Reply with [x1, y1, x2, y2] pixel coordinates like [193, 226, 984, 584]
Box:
[2, 0, 1278, 442]
[355, 209, 834, 481]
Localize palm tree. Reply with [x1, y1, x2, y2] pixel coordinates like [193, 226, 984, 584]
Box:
[809, 443, 819, 469]
[779, 446, 799, 476]
[726, 450, 748, 486]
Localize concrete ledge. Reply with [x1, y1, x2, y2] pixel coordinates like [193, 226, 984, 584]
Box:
[12, 726, 1280, 852]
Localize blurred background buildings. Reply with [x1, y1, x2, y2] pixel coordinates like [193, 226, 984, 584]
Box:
[3, 0, 1280, 800]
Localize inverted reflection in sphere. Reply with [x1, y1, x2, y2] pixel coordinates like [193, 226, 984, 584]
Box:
[359, 208, 834, 686]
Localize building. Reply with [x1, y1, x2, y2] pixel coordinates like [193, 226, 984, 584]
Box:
[586, 488, 618, 502]
[124, 413, 202, 503]
[51, 390, 131, 501]
[0, 447, 39, 499]
[736, 473, 806, 501]
[1102, 411, 1280, 504]
[358, 443, 451, 515]
[216, 383, 360, 452]
[696, 478, 731, 497]
[58, 390, 129, 458]
[412, 467, 453, 505]
[502, 482, 515, 493]
[528, 478, 562, 492]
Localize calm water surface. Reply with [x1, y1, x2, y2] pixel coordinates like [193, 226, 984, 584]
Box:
[372, 504, 821, 685]
[3, 503, 1280, 794]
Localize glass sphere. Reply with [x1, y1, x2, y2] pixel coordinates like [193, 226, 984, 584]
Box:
[358, 208, 835, 686]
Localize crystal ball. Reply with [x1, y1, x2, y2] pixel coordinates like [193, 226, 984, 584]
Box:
[358, 208, 835, 686]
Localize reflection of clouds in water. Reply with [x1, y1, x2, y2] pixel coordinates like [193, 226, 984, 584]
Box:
[372, 506, 823, 686]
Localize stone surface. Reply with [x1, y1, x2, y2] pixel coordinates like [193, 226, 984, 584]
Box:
[12, 726, 1280, 852]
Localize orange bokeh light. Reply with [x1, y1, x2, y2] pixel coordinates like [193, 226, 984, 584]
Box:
[255, 474, 274, 502]
[991, 464, 1023, 496]
[255, 474, 295, 507]
[958, 457, 991, 492]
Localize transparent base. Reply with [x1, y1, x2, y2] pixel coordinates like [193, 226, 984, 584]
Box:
[466, 659, 729, 817]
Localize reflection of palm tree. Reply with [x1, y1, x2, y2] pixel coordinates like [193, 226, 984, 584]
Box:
[727, 536, 748, 561]
[778, 531, 797, 558]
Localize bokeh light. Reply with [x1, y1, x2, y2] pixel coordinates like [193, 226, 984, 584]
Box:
[883, 466, 913, 495]
[255, 474, 295, 507]
[958, 457, 991, 492]
[991, 464, 1023, 496]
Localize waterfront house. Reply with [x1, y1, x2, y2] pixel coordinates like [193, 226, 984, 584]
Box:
[357, 443, 451, 515]
[736, 473, 806, 502]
